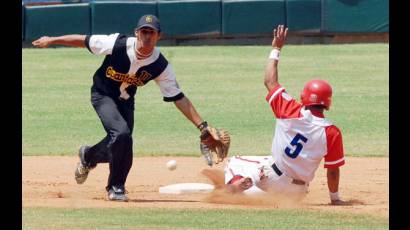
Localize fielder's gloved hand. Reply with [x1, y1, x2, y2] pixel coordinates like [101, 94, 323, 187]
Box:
[198, 121, 231, 166]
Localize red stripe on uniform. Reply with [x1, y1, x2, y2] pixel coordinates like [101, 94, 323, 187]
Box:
[229, 168, 236, 177]
[234, 156, 260, 164]
[324, 160, 345, 169]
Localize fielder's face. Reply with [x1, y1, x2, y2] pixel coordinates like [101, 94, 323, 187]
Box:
[136, 27, 161, 49]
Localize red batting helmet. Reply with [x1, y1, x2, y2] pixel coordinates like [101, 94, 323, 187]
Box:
[300, 79, 333, 110]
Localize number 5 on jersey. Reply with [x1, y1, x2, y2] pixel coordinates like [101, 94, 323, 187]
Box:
[285, 133, 308, 159]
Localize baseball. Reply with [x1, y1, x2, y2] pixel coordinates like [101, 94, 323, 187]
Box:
[166, 160, 177, 171]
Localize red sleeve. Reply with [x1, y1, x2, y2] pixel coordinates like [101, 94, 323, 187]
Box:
[265, 84, 303, 119]
[324, 125, 345, 168]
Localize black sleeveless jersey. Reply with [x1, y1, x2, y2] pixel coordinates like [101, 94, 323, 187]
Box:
[85, 34, 170, 100]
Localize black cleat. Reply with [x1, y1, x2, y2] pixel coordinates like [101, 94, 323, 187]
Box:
[74, 145, 92, 184]
[107, 186, 128, 202]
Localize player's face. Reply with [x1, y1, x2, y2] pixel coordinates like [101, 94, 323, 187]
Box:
[136, 27, 160, 48]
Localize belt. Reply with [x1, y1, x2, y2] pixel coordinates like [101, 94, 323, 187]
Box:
[271, 163, 306, 185]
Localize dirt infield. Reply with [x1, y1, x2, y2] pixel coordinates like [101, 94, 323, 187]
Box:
[22, 156, 388, 218]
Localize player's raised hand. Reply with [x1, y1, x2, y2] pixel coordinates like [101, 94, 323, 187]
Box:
[272, 25, 288, 50]
[32, 36, 53, 48]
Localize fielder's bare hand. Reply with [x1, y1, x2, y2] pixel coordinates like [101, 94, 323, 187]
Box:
[272, 25, 288, 50]
[32, 36, 53, 48]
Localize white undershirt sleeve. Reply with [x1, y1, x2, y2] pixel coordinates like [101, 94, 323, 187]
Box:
[154, 64, 183, 99]
[86, 33, 120, 55]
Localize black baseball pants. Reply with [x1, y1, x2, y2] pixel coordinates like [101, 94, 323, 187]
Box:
[84, 91, 134, 191]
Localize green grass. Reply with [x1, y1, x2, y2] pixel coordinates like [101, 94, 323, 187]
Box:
[22, 207, 388, 230]
[22, 44, 388, 157]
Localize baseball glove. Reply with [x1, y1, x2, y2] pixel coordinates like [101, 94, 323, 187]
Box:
[199, 122, 230, 166]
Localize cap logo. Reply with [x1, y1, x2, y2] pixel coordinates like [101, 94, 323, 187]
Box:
[309, 94, 318, 102]
[145, 16, 153, 23]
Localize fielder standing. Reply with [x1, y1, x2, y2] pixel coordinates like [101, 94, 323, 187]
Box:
[224, 25, 348, 205]
[32, 15, 225, 202]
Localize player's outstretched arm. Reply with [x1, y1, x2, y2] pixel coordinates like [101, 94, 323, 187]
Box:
[173, 96, 204, 127]
[32, 35, 86, 48]
[264, 25, 288, 91]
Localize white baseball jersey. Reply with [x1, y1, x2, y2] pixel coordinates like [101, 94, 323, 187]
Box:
[266, 84, 345, 183]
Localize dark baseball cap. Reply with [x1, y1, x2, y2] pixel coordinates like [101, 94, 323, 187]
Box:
[135, 14, 161, 32]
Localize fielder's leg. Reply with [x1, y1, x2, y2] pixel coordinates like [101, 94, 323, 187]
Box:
[86, 94, 134, 166]
[88, 92, 134, 201]
[75, 92, 134, 197]
[115, 101, 134, 187]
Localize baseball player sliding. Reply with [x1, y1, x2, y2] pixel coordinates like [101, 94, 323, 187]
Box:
[224, 25, 348, 205]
